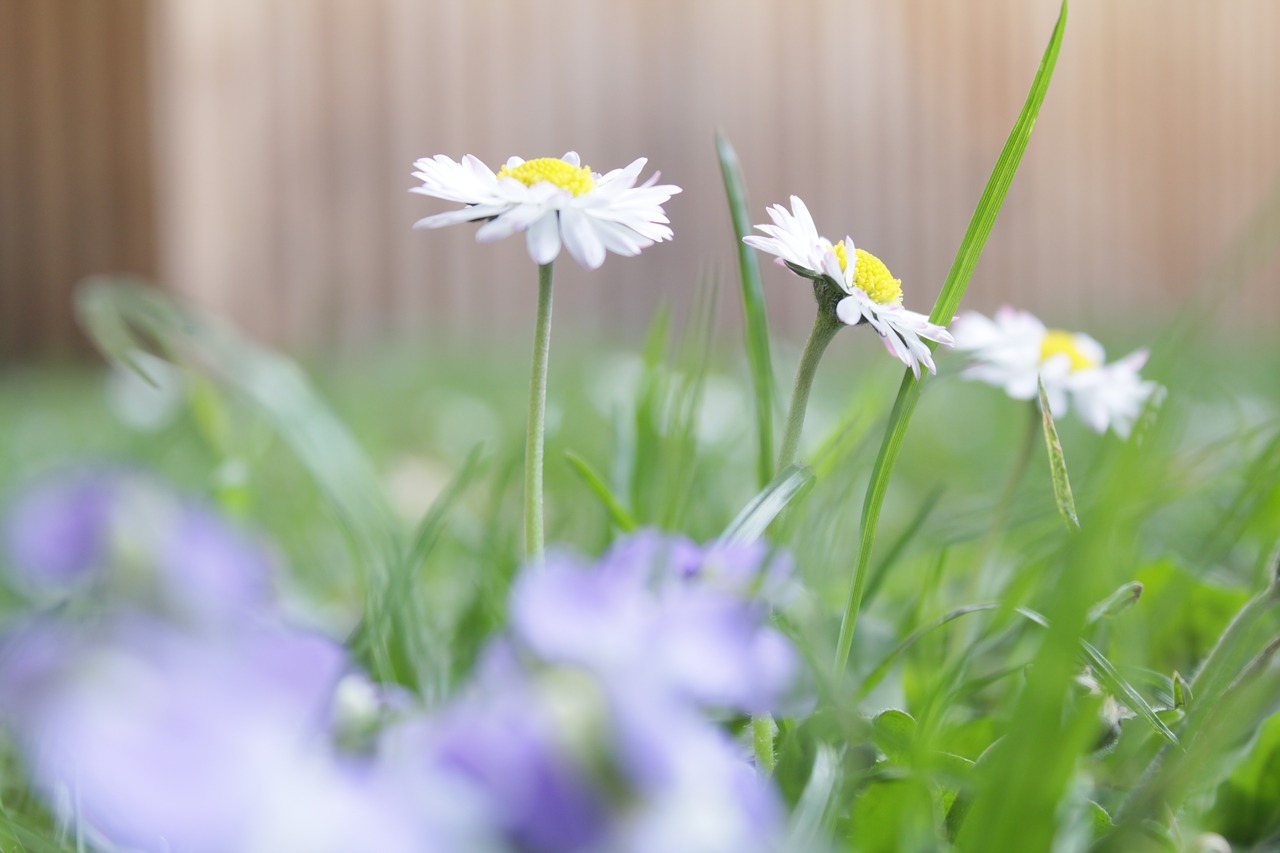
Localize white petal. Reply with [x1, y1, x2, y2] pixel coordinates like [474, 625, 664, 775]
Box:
[560, 209, 607, 269]
[525, 212, 562, 264]
[412, 204, 510, 229]
[835, 297, 863, 326]
[476, 202, 550, 242]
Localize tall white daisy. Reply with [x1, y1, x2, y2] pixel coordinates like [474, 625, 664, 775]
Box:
[743, 196, 953, 379]
[950, 307, 1161, 438]
[410, 152, 680, 270]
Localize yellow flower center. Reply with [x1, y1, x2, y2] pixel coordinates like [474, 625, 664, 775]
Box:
[832, 243, 902, 305]
[496, 157, 595, 196]
[1040, 330, 1097, 371]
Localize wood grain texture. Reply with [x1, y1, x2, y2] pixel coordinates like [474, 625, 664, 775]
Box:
[3, 1, 1277, 357]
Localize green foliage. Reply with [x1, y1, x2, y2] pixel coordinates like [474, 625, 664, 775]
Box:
[716, 130, 777, 490]
[4, 0, 1280, 847]
[1207, 712, 1280, 845]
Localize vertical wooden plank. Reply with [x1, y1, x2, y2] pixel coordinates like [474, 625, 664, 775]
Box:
[330, 0, 390, 351]
[109, 0, 156, 281]
[29, 0, 75, 352]
[0, 0, 26, 357]
[270, 0, 331, 348]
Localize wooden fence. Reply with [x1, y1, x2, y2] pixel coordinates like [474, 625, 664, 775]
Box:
[0, 0, 154, 359]
[3, 0, 1278, 358]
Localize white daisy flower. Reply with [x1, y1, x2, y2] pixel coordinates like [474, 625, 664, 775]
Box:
[950, 307, 1162, 438]
[410, 151, 680, 270]
[743, 196, 953, 378]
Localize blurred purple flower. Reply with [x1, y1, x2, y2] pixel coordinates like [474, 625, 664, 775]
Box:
[3, 470, 116, 588]
[511, 531, 802, 715]
[389, 676, 611, 853]
[2, 468, 273, 626]
[0, 617, 486, 853]
[384, 669, 785, 853]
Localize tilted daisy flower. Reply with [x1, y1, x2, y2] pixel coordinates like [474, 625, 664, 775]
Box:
[743, 195, 953, 379]
[951, 307, 1161, 438]
[410, 151, 681, 270]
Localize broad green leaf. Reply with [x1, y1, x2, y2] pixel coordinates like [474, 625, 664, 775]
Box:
[848, 777, 937, 853]
[1207, 712, 1280, 844]
[872, 709, 918, 759]
[833, 0, 1068, 676]
[716, 130, 776, 489]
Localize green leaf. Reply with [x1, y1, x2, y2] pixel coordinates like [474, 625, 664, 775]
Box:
[872, 709, 918, 760]
[716, 130, 776, 489]
[719, 463, 815, 546]
[1207, 712, 1280, 844]
[564, 450, 637, 532]
[833, 0, 1068, 676]
[848, 776, 937, 853]
[1038, 376, 1080, 530]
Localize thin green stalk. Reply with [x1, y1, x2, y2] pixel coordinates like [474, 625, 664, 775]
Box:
[524, 262, 554, 560]
[832, 0, 1067, 680]
[973, 401, 1040, 573]
[777, 310, 841, 472]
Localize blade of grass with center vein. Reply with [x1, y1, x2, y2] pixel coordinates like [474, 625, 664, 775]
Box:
[717, 130, 776, 490]
[1038, 377, 1080, 530]
[834, 0, 1068, 676]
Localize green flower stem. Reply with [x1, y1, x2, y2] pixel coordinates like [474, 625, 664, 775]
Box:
[524, 262, 554, 560]
[752, 713, 779, 776]
[776, 309, 842, 472]
[969, 401, 1041, 588]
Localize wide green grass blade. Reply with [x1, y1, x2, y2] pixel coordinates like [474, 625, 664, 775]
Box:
[1038, 377, 1080, 531]
[716, 129, 776, 490]
[719, 463, 815, 546]
[833, 0, 1068, 676]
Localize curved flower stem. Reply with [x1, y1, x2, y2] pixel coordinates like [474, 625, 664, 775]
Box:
[524, 262, 554, 560]
[776, 310, 842, 472]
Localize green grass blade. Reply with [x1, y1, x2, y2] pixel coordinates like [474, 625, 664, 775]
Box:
[1080, 639, 1179, 746]
[1038, 377, 1080, 531]
[719, 464, 815, 546]
[833, 0, 1068, 676]
[716, 129, 776, 489]
[565, 449, 638, 532]
[75, 278, 405, 674]
[368, 444, 486, 695]
[1010, 606, 1178, 745]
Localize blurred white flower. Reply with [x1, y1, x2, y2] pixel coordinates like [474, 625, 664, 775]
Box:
[411, 152, 680, 270]
[743, 195, 953, 378]
[950, 306, 1162, 438]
